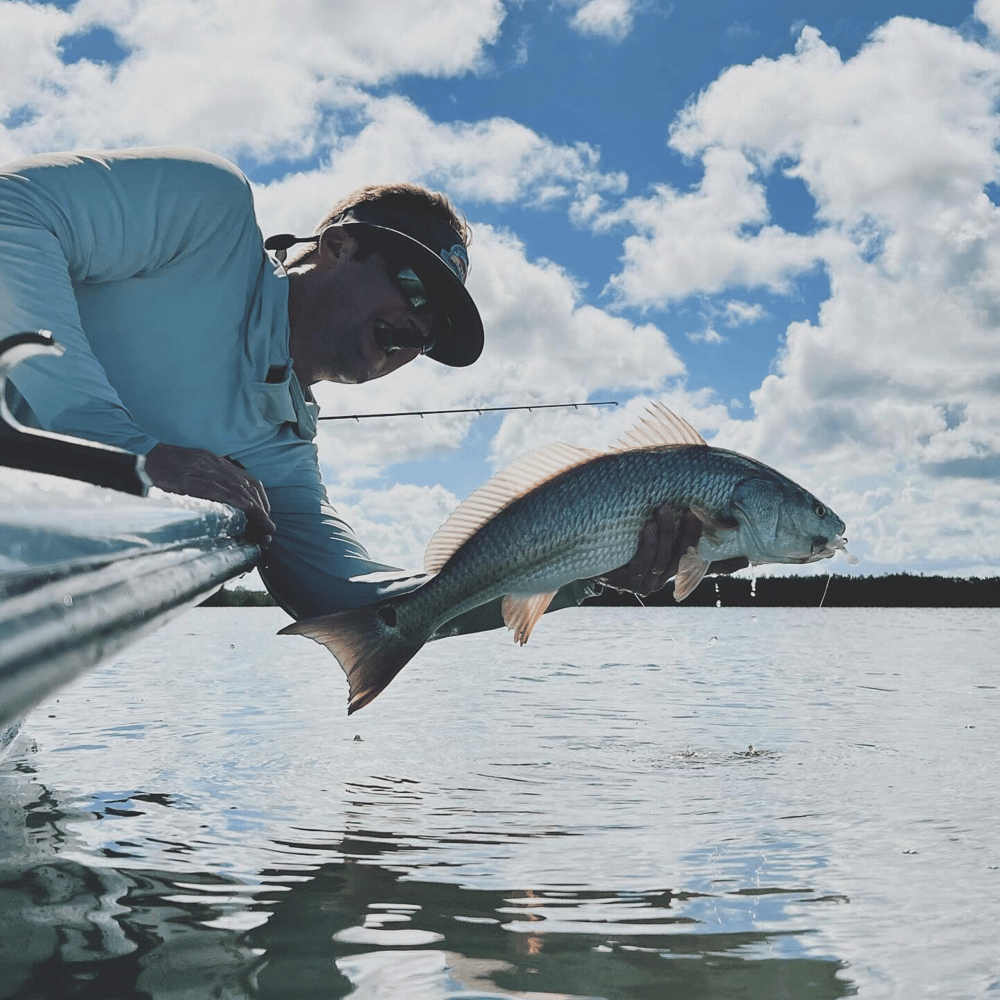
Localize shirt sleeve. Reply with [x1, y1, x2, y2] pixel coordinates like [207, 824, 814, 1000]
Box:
[0, 148, 255, 454]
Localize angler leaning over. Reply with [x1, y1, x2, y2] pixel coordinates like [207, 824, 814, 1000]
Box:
[0, 147, 744, 635]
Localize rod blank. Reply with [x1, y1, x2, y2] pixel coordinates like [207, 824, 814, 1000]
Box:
[318, 401, 619, 422]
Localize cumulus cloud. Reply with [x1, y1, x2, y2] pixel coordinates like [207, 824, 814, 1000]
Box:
[723, 300, 765, 327]
[654, 15, 1000, 573]
[251, 96, 628, 233]
[976, 0, 1000, 36]
[686, 327, 725, 345]
[598, 146, 839, 307]
[0, 0, 504, 160]
[566, 0, 639, 42]
[327, 482, 462, 570]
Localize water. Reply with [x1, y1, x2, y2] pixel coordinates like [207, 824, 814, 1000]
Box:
[1, 606, 997, 999]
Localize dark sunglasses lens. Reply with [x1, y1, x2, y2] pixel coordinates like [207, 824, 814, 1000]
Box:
[395, 267, 429, 311]
[379, 265, 442, 354]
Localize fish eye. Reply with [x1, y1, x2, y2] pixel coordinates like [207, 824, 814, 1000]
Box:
[813, 503, 827, 518]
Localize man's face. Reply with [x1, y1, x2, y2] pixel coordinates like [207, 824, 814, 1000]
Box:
[290, 230, 438, 386]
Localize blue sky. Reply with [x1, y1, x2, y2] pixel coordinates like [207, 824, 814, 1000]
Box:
[2, 0, 998, 579]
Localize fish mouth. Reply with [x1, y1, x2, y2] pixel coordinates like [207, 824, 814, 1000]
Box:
[789, 534, 839, 563]
[802, 533, 849, 563]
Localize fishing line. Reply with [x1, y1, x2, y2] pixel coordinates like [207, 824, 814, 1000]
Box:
[818, 572, 832, 609]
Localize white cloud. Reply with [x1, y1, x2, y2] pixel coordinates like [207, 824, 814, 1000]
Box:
[328, 482, 461, 570]
[251, 95, 627, 235]
[974, 0, 1000, 40]
[0, 0, 505, 160]
[687, 327, 725, 345]
[723, 300, 765, 327]
[598, 146, 839, 307]
[566, 0, 638, 42]
[662, 15, 1000, 573]
[0, 2, 73, 110]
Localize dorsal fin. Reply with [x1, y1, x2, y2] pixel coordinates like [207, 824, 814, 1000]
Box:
[612, 402, 707, 451]
[423, 441, 601, 573]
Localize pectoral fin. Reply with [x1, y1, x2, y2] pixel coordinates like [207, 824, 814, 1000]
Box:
[690, 507, 739, 540]
[674, 547, 709, 602]
[502, 591, 559, 645]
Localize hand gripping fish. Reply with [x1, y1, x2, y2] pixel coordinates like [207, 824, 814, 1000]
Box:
[279, 404, 849, 713]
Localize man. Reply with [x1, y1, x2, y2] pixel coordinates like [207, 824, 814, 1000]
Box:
[0, 147, 740, 631]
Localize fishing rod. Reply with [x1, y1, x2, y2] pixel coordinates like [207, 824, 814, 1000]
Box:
[317, 400, 619, 422]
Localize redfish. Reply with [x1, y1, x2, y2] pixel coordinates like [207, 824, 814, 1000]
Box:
[280, 404, 848, 712]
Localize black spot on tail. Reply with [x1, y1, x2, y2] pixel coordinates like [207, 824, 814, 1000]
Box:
[377, 604, 398, 627]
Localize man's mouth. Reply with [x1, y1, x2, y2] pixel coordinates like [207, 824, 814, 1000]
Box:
[373, 319, 397, 357]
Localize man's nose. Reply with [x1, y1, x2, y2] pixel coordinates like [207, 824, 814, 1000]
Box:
[412, 310, 434, 339]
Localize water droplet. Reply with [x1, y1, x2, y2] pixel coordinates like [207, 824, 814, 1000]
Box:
[708, 636, 718, 645]
[750, 614, 758, 623]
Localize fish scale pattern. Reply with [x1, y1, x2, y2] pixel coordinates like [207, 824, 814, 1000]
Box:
[401, 445, 758, 637]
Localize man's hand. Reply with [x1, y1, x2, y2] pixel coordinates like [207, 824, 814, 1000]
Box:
[143, 443, 276, 547]
[596, 505, 748, 597]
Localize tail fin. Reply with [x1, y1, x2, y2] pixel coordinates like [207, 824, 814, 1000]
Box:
[279, 604, 424, 714]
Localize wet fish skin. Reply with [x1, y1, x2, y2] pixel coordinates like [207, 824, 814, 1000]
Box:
[280, 405, 846, 713]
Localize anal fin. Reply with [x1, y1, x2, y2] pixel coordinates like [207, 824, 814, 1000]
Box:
[674, 547, 709, 602]
[502, 591, 558, 645]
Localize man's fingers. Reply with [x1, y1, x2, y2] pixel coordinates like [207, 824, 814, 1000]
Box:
[213, 476, 276, 539]
[637, 505, 680, 591]
[224, 457, 271, 514]
[242, 504, 275, 547]
[144, 443, 275, 545]
[598, 503, 687, 595]
[673, 509, 701, 552]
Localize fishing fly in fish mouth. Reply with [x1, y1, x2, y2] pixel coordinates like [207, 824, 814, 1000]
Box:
[280, 403, 852, 714]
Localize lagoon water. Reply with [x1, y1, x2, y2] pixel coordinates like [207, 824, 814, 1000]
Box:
[0, 606, 997, 999]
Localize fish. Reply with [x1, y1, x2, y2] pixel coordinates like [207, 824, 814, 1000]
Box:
[279, 404, 848, 713]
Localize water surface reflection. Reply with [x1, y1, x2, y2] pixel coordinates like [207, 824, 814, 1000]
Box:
[3, 607, 997, 998]
[0, 763, 852, 1000]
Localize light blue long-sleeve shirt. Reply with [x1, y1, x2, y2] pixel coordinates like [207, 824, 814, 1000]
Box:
[0, 147, 592, 624]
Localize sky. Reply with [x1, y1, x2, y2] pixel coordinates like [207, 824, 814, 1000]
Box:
[2, 0, 999, 582]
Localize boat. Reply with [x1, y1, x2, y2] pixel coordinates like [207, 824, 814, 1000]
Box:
[0, 331, 260, 754]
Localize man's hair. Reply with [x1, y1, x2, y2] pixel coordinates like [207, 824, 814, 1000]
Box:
[285, 182, 470, 268]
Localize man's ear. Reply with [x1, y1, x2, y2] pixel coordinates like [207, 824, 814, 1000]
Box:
[316, 225, 360, 270]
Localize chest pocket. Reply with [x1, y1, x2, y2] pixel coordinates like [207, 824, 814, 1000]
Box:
[251, 364, 318, 440]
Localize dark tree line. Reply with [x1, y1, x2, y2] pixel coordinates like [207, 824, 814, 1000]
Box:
[204, 575, 999, 609]
[584, 573, 1000, 608]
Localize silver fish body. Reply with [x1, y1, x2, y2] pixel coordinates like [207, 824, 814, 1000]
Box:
[280, 405, 847, 712]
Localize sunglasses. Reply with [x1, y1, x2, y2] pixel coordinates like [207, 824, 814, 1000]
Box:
[375, 266, 449, 356]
